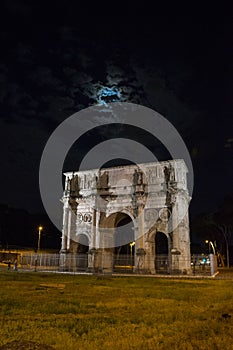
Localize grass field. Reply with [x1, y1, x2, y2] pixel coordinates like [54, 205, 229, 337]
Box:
[0, 271, 232, 350]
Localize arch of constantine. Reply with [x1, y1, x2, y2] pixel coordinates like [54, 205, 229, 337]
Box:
[60, 159, 191, 274]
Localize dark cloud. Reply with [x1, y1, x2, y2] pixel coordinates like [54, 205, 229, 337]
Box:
[0, 12, 232, 220]
[5, 0, 32, 17]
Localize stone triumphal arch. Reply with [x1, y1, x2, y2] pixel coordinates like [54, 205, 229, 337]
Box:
[60, 159, 191, 274]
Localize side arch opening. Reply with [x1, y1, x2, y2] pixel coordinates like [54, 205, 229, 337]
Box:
[76, 234, 89, 270]
[155, 231, 169, 274]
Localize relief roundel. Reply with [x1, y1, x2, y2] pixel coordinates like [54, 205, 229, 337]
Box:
[145, 209, 159, 223]
[159, 208, 171, 222]
[78, 213, 83, 222]
[83, 213, 92, 223]
[77, 212, 92, 223]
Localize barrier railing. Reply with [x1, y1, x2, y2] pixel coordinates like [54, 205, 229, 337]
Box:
[15, 253, 218, 276]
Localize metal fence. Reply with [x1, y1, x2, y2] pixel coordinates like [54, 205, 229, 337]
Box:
[20, 253, 60, 272]
[18, 253, 217, 276]
[191, 254, 216, 276]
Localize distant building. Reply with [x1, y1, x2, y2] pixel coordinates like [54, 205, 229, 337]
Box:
[60, 160, 191, 274]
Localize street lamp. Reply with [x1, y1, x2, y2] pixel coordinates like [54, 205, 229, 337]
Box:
[38, 226, 43, 252]
[205, 240, 216, 255]
[130, 241, 135, 265]
[130, 241, 135, 253]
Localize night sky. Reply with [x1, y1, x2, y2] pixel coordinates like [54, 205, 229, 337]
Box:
[0, 2, 232, 246]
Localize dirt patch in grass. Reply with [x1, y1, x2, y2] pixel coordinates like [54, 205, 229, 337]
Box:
[0, 341, 54, 349]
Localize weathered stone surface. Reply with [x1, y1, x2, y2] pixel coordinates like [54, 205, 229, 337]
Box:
[61, 160, 191, 274]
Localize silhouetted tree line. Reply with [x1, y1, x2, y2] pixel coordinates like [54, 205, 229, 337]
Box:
[0, 204, 61, 250]
[192, 193, 233, 266]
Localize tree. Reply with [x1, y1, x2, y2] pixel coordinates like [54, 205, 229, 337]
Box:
[213, 194, 233, 268]
[193, 194, 233, 267]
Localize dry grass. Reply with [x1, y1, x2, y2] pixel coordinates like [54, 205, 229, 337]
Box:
[0, 271, 232, 349]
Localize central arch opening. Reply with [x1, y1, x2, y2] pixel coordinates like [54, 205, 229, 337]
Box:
[113, 213, 135, 272]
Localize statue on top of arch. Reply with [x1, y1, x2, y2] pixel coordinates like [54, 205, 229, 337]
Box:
[164, 163, 175, 183]
[164, 163, 177, 207]
[69, 174, 80, 198]
[133, 168, 143, 186]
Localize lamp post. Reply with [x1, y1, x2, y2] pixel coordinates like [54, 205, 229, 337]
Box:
[130, 241, 135, 266]
[38, 226, 43, 252]
[205, 240, 216, 255]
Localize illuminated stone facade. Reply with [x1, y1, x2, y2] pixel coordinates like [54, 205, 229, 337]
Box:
[60, 160, 191, 274]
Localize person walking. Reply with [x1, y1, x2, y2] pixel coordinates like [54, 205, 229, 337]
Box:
[13, 259, 18, 271]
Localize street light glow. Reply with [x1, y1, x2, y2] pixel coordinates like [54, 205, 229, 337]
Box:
[205, 240, 216, 255]
[37, 226, 43, 251]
